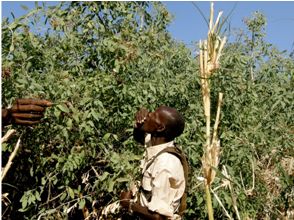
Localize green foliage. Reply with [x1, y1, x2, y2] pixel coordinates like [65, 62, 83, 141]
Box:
[2, 2, 293, 219]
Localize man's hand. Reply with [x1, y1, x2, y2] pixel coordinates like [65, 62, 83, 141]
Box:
[8, 98, 52, 126]
[120, 191, 133, 209]
[135, 108, 149, 128]
[133, 108, 149, 145]
[120, 191, 167, 220]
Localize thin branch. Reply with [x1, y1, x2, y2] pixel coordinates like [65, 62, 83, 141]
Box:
[250, 159, 255, 192]
[239, 171, 246, 191]
[91, 166, 100, 178]
[37, 194, 91, 220]
[1, 135, 22, 182]
[212, 190, 233, 220]
[223, 166, 241, 220]
[1, 129, 16, 144]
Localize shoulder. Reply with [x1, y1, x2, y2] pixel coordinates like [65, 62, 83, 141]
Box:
[154, 151, 182, 170]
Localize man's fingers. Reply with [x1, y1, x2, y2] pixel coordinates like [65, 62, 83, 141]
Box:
[16, 99, 52, 107]
[135, 108, 149, 123]
[13, 118, 41, 125]
[11, 104, 45, 113]
[12, 113, 44, 119]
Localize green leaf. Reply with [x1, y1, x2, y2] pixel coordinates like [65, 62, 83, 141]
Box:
[115, 177, 129, 183]
[41, 177, 46, 185]
[92, 111, 100, 121]
[197, 197, 203, 206]
[78, 199, 86, 209]
[68, 187, 75, 199]
[60, 192, 67, 201]
[103, 133, 111, 141]
[108, 180, 115, 192]
[57, 104, 70, 113]
[29, 167, 34, 177]
[88, 121, 94, 127]
[99, 172, 109, 181]
[113, 134, 118, 141]
[35, 191, 41, 201]
[54, 108, 61, 118]
[21, 197, 28, 209]
[28, 194, 35, 205]
[73, 112, 79, 123]
[66, 119, 73, 128]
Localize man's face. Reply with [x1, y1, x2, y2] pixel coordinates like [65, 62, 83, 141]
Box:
[143, 107, 166, 134]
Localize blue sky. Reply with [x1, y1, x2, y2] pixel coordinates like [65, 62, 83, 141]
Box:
[2, 1, 294, 53]
[164, 1, 294, 52]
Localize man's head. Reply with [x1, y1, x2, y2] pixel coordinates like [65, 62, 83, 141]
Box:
[143, 105, 185, 141]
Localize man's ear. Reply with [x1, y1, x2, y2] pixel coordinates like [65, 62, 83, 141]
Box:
[157, 123, 165, 133]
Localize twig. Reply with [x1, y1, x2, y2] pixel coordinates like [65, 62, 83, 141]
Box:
[37, 194, 91, 220]
[1, 135, 22, 182]
[1, 129, 16, 144]
[250, 159, 255, 193]
[239, 171, 246, 191]
[91, 166, 100, 178]
[211, 190, 233, 220]
[40, 192, 63, 208]
[239, 159, 255, 196]
[223, 166, 241, 220]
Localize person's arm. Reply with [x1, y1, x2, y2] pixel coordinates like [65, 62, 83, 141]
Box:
[120, 191, 167, 220]
[2, 98, 52, 127]
[133, 108, 149, 145]
[2, 108, 11, 126]
[129, 202, 167, 220]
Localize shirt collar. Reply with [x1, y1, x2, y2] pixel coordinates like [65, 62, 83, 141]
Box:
[144, 134, 174, 160]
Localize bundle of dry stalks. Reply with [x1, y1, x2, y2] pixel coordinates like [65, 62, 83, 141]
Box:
[198, 2, 226, 219]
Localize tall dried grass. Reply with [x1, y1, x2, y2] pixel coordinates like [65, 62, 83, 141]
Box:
[198, 2, 226, 219]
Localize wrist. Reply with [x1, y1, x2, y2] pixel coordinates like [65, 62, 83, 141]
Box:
[2, 108, 12, 126]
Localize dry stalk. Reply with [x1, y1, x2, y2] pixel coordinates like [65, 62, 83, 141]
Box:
[239, 158, 255, 196]
[1, 129, 16, 144]
[91, 166, 100, 178]
[223, 166, 241, 220]
[211, 190, 233, 220]
[198, 2, 226, 220]
[1, 135, 22, 182]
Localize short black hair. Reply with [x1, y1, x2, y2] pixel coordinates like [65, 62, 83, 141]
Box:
[159, 106, 185, 141]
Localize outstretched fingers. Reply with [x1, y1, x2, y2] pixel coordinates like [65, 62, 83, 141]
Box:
[16, 98, 52, 107]
[11, 104, 45, 113]
[11, 113, 44, 119]
[13, 118, 42, 125]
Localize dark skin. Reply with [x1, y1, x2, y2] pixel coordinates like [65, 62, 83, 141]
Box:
[2, 98, 52, 127]
[120, 191, 166, 220]
[120, 106, 181, 220]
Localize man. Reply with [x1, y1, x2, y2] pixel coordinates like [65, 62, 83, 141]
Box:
[120, 106, 187, 220]
[2, 98, 52, 127]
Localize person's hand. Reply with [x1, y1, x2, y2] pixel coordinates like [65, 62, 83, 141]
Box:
[120, 191, 133, 209]
[9, 98, 52, 126]
[135, 108, 149, 128]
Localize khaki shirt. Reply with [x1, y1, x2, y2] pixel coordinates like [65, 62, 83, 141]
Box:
[139, 134, 185, 219]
